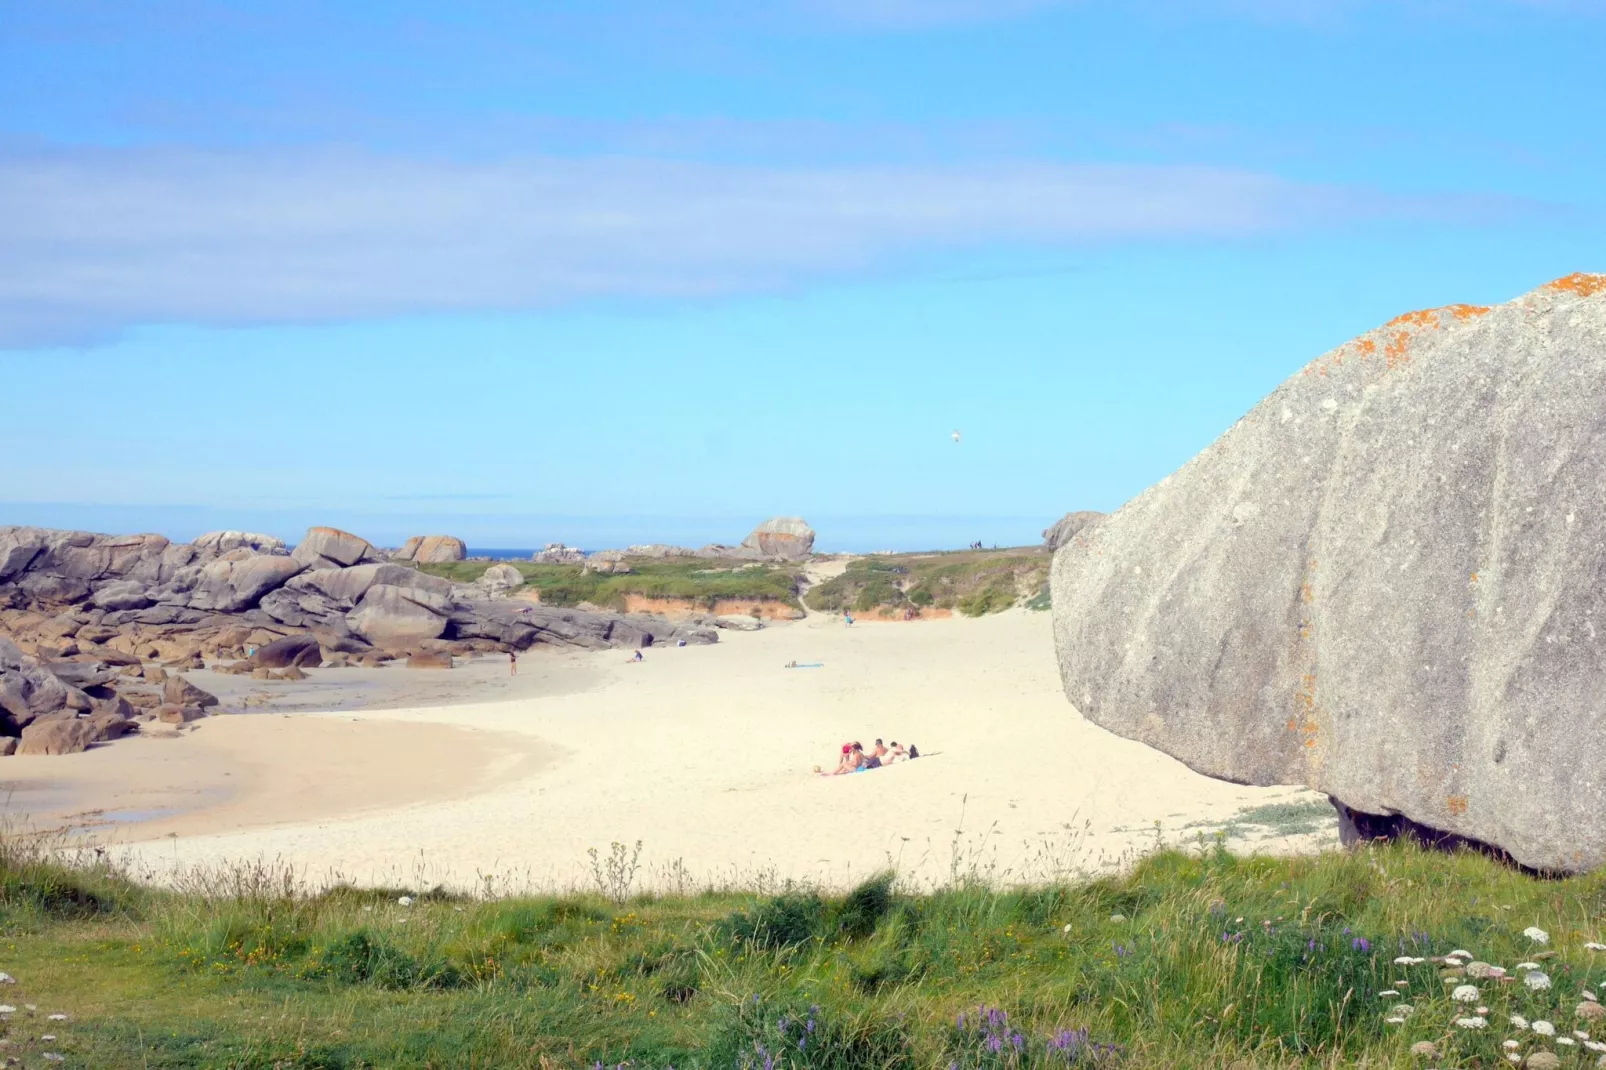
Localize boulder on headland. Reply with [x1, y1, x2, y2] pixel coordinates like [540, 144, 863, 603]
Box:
[1042, 511, 1105, 551]
[290, 527, 380, 570]
[584, 551, 632, 575]
[407, 651, 453, 669]
[1050, 274, 1606, 873]
[532, 544, 586, 564]
[740, 517, 815, 560]
[392, 535, 468, 564]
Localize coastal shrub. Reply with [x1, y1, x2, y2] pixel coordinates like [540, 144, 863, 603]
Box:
[306, 928, 463, 989]
[719, 890, 829, 950]
[836, 872, 897, 940]
[943, 1006, 1123, 1067]
[0, 835, 133, 921]
[957, 581, 1017, 617]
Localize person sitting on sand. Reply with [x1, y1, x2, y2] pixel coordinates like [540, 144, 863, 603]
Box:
[631, 650, 644, 663]
[886, 741, 908, 763]
[817, 743, 856, 776]
[869, 738, 888, 763]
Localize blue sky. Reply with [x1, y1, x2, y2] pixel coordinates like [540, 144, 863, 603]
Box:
[2, 0, 1602, 551]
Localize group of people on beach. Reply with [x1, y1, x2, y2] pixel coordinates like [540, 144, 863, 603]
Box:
[817, 738, 919, 776]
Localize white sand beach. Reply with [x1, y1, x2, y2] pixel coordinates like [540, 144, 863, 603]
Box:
[6, 609, 1334, 892]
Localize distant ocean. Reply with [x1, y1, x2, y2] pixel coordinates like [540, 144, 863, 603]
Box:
[468, 548, 541, 560]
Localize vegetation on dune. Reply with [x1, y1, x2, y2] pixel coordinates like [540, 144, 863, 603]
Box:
[417, 558, 803, 612]
[805, 548, 1052, 617]
[6, 832, 1606, 1068]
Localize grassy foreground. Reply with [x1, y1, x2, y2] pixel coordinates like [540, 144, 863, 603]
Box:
[417, 558, 803, 612]
[6, 838, 1606, 1069]
[806, 549, 1052, 617]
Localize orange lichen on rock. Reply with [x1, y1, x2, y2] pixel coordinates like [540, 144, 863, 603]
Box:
[1547, 272, 1606, 297]
[1384, 330, 1412, 370]
[1386, 309, 1440, 329]
[1444, 303, 1490, 321]
[1355, 338, 1377, 356]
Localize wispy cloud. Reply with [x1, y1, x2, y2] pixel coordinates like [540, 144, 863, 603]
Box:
[0, 146, 1513, 347]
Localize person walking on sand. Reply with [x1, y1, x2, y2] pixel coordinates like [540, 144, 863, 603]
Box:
[509, 649, 518, 676]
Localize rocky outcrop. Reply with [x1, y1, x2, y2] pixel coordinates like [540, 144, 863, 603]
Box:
[291, 527, 380, 570]
[393, 535, 468, 564]
[741, 517, 815, 560]
[1, 519, 728, 751]
[1043, 511, 1105, 551]
[194, 531, 287, 555]
[1050, 274, 1606, 874]
[532, 544, 586, 565]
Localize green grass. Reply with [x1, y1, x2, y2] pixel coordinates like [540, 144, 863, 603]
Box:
[415, 558, 803, 612]
[806, 549, 1052, 617]
[6, 833, 1605, 1068]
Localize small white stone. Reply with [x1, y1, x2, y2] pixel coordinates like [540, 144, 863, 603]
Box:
[1524, 927, 1551, 944]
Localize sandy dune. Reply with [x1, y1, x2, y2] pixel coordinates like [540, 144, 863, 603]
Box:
[11, 608, 1334, 893]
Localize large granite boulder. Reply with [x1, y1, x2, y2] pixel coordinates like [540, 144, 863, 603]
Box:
[175, 552, 306, 613]
[1043, 511, 1105, 551]
[1050, 274, 1606, 873]
[741, 517, 815, 560]
[393, 535, 468, 564]
[291, 527, 380, 570]
[346, 584, 452, 648]
[287, 563, 456, 608]
[194, 531, 288, 555]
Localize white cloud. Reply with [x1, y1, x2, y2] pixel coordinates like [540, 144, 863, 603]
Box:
[0, 146, 1497, 346]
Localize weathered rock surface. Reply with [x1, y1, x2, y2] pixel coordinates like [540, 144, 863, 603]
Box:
[163, 675, 219, 708]
[584, 551, 632, 575]
[393, 535, 468, 564]
[290, 527, 380, 570]
[1050, 274, 1606, 873]
[194, 531, 287, 555]
[713, 615, 765, 631]
[741, 517, 815, 560]
[346, 585, 452, 648]
[1043, 511, 1105, 551]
